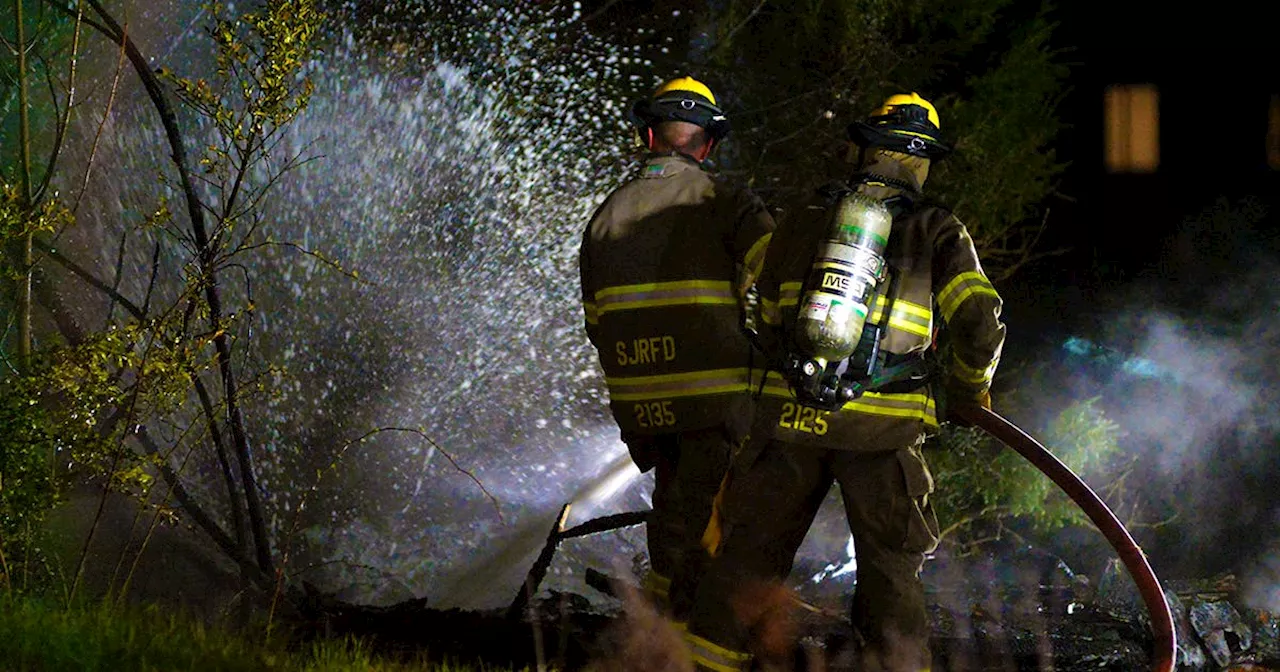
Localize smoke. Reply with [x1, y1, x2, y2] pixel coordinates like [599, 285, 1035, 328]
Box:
[730, 580, 803, 667]
[1057, 197, 1279, 579]
[1098, 309, 1273, 473]
[582, 579, 694, 672]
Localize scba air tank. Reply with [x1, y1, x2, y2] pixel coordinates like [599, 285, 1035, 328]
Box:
[794, 190, 892, 375]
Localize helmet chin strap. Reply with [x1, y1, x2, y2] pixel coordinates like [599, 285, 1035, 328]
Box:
[695, 139, 714, 163]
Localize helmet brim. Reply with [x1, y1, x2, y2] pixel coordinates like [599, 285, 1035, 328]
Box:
[630, 96, 731, 141]
[848, 121, 952, 160]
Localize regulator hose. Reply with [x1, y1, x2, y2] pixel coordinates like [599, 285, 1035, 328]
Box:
[953, 405, 1176, 672]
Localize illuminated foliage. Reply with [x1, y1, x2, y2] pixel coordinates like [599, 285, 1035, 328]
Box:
[164, 0, 318, 142]
[0, 0, 325, 595]
[929, 396, 1133, 555]
[0, 185, 65, 267]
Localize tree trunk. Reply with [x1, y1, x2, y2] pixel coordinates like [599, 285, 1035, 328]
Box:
[15, 0, 34, 370]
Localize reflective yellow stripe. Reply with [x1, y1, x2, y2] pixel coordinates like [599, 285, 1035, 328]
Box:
[951, 350, 996, 385]
[937, 272, 985, 308]
[772, 283, 932, 338]
[760, 296, 782, 325]
[761, 373, 938, 426]
[846, 393, 939, 426]
[606, 368, 753, 401]
[869, 296, 933, 338]
[943, 283, 1000, 320]
[595, 279, 729, 298]
[600, 296, 737, 314]
[692, 655, 747, 672]
[643, 571, 672, 591]
[937, 271, 999, 322]
[760, 374, 791, 395]
[743, 233, 771, 276]
[685, 632, 752, 672]
[583, 301, 598, 325]
[875, 295, 931, 319]
[761, 281, 800, 325]
[889, 128, 941, 141]
[594, 280, 737, 315]
[692, 656, 745, 672]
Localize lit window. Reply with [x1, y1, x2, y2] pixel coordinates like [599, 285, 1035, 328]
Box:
[1105, 84, 1159, 173]
[1269, 94, 1280, 170]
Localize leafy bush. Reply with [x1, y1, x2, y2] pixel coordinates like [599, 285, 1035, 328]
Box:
[0, 323, 189, 589]
[0, 371, 59, 587]
[928, 396, 1132, 555]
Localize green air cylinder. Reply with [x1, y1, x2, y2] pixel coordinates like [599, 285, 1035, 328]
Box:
[794, 191, 892, 373]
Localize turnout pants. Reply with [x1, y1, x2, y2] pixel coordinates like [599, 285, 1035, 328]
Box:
[685, 438, 940, 671]
[626, 425, 737, 622]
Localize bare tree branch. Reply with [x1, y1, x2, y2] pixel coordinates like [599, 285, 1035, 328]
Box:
[706, 0, 768, 59]
[70, 5, 125, 216]
[74, 0, 275, 577]
[297, 427, 502, 524]
[139, 240, 161, 319]
[191, 371, 247, 550]
[133, 426, 272, 592]
[16, 0, 35, 370]
[32, 0, 83, 205]
[230, 240, 366, 283]
[103, 227, 128, 328]
[33, 237, 145, 320]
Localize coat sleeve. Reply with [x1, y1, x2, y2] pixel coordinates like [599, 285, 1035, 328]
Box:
[724, 183, 776, 305]
[578, 225, 601, 348]
[751, 207, 801, 367]
[932, 213, 1006, 402]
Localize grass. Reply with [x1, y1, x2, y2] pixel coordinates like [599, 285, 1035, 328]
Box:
[0, 595, 520, 672]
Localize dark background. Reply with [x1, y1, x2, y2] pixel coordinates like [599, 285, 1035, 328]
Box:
[1020, 1, 1278, 320]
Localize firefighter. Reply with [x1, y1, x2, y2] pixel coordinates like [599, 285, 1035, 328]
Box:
[578, 76, 776, 623]
[683, 93, 1006, 671]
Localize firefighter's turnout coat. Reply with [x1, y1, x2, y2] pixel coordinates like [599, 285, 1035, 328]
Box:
[579, 152, 775, 442]
[755, 157, 1006, 452]
[682, 153, 1007, 672]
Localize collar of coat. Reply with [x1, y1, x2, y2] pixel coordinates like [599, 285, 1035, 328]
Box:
[857, 151, 927, 193]
[640, 151, 705, 178]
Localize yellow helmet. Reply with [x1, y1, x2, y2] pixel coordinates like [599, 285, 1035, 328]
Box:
[872, 92, 940, 129]
[848, 91, 951, 159]
[629, 76, 731, 142]
[653, 77, 718, 106]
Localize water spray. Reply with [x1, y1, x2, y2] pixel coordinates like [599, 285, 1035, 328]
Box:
[953, 405, 1177, 672]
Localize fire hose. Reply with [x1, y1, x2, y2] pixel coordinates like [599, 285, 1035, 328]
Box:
[953, 405, 1177, 672]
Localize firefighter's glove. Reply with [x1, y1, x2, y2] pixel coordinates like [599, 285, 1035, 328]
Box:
[946, 389, 990, 429]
